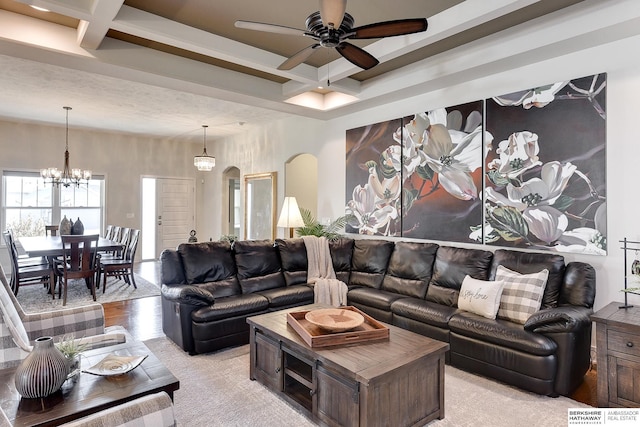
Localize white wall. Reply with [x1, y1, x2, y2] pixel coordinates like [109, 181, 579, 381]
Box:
[0, 121, 196, 267]
[196, 117, 326, 242]
[203, 34, 640, 312]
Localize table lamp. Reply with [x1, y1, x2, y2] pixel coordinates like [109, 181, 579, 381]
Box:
[277, 197, 304, 238]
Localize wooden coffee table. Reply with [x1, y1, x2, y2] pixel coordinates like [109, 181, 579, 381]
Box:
[0, 340, 179, 427]
[247, 304, 449, 427]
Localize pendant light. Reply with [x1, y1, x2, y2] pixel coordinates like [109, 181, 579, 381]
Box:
[194, 125, 215, 171]
[40, 106, 92, 187]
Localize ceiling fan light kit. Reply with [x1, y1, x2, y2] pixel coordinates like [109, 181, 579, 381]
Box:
[235, 0, 428, 71]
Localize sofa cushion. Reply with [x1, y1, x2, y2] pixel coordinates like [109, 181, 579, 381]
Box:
[449, 311, 558, 356]
[427, 246, 493, 306]
[276, 238, 308, 286]
[191, 293, 269, 323]
[390, 298, 459, 329]
[257, 285, 314, 308]
[490, 249, 565, 309]
[458, 276, 506, 320]
[495, 265, 549, 324]
[381, 242, 438, 298]
[329, 238, 354, 283]
[559, 262, 596, 308]
[160, 249, 186, 285]
[234, 240, 285, 293]
[347, 288, 405, 311]
[177, 242, 236, 285]
[197, 277, 241, 299]
[350, 239, 395, 289]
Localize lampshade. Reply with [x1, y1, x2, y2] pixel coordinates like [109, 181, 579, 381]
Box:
[277, 197, 305, 228]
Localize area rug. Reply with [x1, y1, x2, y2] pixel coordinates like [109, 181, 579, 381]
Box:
[144, 337, 591, 427]
[16, 274, 160, 313]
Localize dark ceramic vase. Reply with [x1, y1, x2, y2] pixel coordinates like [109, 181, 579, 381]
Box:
[14, 336, 68, 398]
[72, 218, 84, 235]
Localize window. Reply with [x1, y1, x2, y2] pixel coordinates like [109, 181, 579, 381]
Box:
[2, 171, 105, 238]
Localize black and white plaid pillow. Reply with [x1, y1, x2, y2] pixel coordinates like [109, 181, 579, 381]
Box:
[495, 265, 549, 324]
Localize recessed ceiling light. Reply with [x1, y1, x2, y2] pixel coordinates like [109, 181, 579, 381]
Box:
[30, 5, 50, 12]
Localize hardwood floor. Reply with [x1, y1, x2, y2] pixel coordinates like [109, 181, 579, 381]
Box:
[103, 261, 163, 342]
[106, 261, 598, 407]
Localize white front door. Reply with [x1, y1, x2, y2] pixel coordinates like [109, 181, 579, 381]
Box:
[156, 178, 195, 257]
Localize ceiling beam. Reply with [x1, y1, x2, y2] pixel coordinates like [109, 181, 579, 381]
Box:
[110, 5, 360, 95]
[77, 0, 124, 49]
[319, 0, 543, 83]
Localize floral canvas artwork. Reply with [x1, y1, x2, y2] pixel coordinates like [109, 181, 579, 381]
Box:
[345, 102, 491, 241]
[345, 118, 402, 235]
[344, 73, 606, 255]
[480, 73, 607, 254]
[400, 102, 489, 241]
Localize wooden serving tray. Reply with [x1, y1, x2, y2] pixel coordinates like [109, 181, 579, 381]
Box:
[287, 306, 389, 348]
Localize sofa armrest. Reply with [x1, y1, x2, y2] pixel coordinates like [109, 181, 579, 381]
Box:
[23, 303, 106, 341]
[60, 391, 176, 427]
[161, 284, 215, 306]
[524, 306, 593, 333]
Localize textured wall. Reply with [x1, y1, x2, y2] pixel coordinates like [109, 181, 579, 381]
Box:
[0, 120, 196, 267]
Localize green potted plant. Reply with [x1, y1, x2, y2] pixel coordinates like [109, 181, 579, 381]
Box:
[55, 335, 88, 379]
[296, 208, 351, 241]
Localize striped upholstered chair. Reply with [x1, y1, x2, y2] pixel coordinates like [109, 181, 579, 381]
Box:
[0, 263, 128, 370]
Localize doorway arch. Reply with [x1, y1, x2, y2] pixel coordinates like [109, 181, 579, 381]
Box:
[222, 166, 241, 238]
[285, 153, 318, 217]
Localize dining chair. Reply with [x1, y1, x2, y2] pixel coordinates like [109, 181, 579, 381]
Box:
[111, 226, 122, 244]
[104, 224, 114, 240]
[56, 234, 100, 306]
[45, 225, 59, 236]
[99, 229, 140, 293]
[2, 231, 55, 296]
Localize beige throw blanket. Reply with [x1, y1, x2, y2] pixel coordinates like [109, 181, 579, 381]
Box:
[302, 236, 347, 307]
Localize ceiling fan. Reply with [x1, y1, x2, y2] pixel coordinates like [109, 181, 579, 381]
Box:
[235, 0, 428, 71]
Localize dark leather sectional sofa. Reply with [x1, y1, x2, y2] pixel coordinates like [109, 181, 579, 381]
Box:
[160, 237, 596, 397]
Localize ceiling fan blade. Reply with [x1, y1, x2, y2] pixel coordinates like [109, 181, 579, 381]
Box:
[278, 44, 321, 70]
[235, 20, 306, 37]
[350, 18, 428, 39]
[335, 42, 379, 70]
[319, 0, 346, 28]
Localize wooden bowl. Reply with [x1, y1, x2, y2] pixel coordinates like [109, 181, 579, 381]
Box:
[305, 308, 365, 333]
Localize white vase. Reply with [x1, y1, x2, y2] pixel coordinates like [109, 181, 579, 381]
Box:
[59, 215, 71, 235]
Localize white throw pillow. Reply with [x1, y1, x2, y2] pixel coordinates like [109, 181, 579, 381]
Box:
[458, 276, 506, 319]
[495, 265, 549, 324]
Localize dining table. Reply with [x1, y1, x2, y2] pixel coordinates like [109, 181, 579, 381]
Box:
[18, 236, 123, 258]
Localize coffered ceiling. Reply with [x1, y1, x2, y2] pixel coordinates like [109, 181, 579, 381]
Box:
[0, 0, 629, 139]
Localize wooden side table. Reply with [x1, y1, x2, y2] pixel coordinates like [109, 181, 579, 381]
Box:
[0, 340, 179, 427]
[592, 302, 640, 407]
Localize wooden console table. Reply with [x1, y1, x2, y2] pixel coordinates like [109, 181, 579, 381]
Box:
[0, 340, 179, 427]
[592, 302, 640, 407]
[247, 304, 449, 427]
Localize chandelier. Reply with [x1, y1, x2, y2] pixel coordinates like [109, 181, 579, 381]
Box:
[40, 106, 92, 187]
[194, 124, 215, 171]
